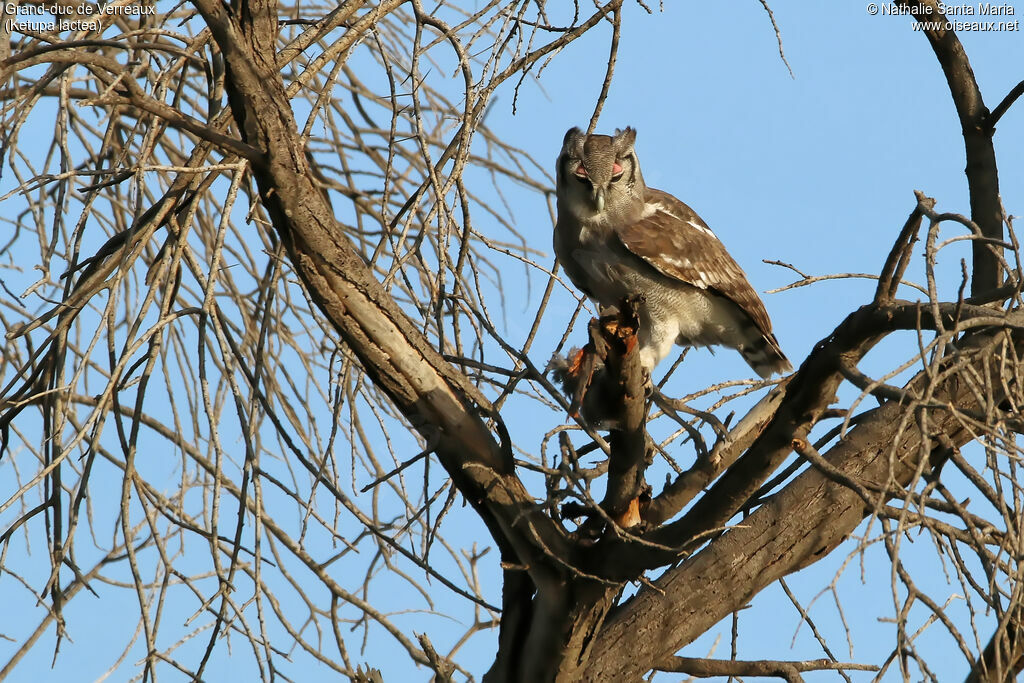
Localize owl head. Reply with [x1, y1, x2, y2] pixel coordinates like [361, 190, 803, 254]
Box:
[556, 126, 646, 222]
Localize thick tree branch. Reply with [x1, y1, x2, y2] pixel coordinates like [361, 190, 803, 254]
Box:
[193, 0, 569, 591]
[590, 301, 896, 577]
[597, 304, 650, 525]
[656, 655, 878, 679]
[643, 382, 788, 526]
[584, 276, 1016, 581]
[583, 320, 1024, 680]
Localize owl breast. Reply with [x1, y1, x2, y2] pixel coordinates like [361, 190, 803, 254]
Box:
[564, 238, 748, 369]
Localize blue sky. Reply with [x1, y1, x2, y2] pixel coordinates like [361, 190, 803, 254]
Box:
[2, 2, 1023, 681]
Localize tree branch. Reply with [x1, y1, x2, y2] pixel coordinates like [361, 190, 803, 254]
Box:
[985, 78, 1024, 131]
[643, 381, 788, 526]
[583, 318, 1024, 679]
[897, 0, 1003, 295]
[585, 279, 1017, 580]
[656, 655, 878, 679]
[195, 0, 570, 590]
[597, 303, 650, 526]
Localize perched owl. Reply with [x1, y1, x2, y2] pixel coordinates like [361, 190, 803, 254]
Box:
[553, 127, 791, 378]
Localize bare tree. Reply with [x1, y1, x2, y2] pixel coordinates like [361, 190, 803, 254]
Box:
[1, 0, 1023, 681]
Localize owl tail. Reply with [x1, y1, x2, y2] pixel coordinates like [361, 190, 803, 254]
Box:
[741, 333, 793, 379]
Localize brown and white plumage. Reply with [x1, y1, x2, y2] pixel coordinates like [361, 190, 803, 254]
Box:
[553, 126, 791, 378]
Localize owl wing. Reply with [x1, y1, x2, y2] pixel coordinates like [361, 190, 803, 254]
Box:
[614, 189, 776, 339]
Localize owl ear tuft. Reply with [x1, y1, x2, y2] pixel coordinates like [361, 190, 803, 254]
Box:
[612, 127, 636, 152]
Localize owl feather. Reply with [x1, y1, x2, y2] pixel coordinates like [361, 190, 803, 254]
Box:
[553, 127, 791, 379]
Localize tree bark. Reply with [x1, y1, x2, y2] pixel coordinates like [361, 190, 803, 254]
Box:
[582, 324, 1024, 679]
[193, 0, 570, 604]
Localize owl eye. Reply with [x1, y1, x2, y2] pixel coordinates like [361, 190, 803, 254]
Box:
[573, 163, 592, 186]
[610, 162, 625, 181]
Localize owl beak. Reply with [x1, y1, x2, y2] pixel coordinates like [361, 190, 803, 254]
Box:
[593, 187, 605, 213]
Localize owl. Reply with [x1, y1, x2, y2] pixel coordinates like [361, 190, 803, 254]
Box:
[553, 127, 791, 379]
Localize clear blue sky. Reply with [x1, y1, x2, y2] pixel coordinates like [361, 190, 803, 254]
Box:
[2, 2, 1022, 681]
